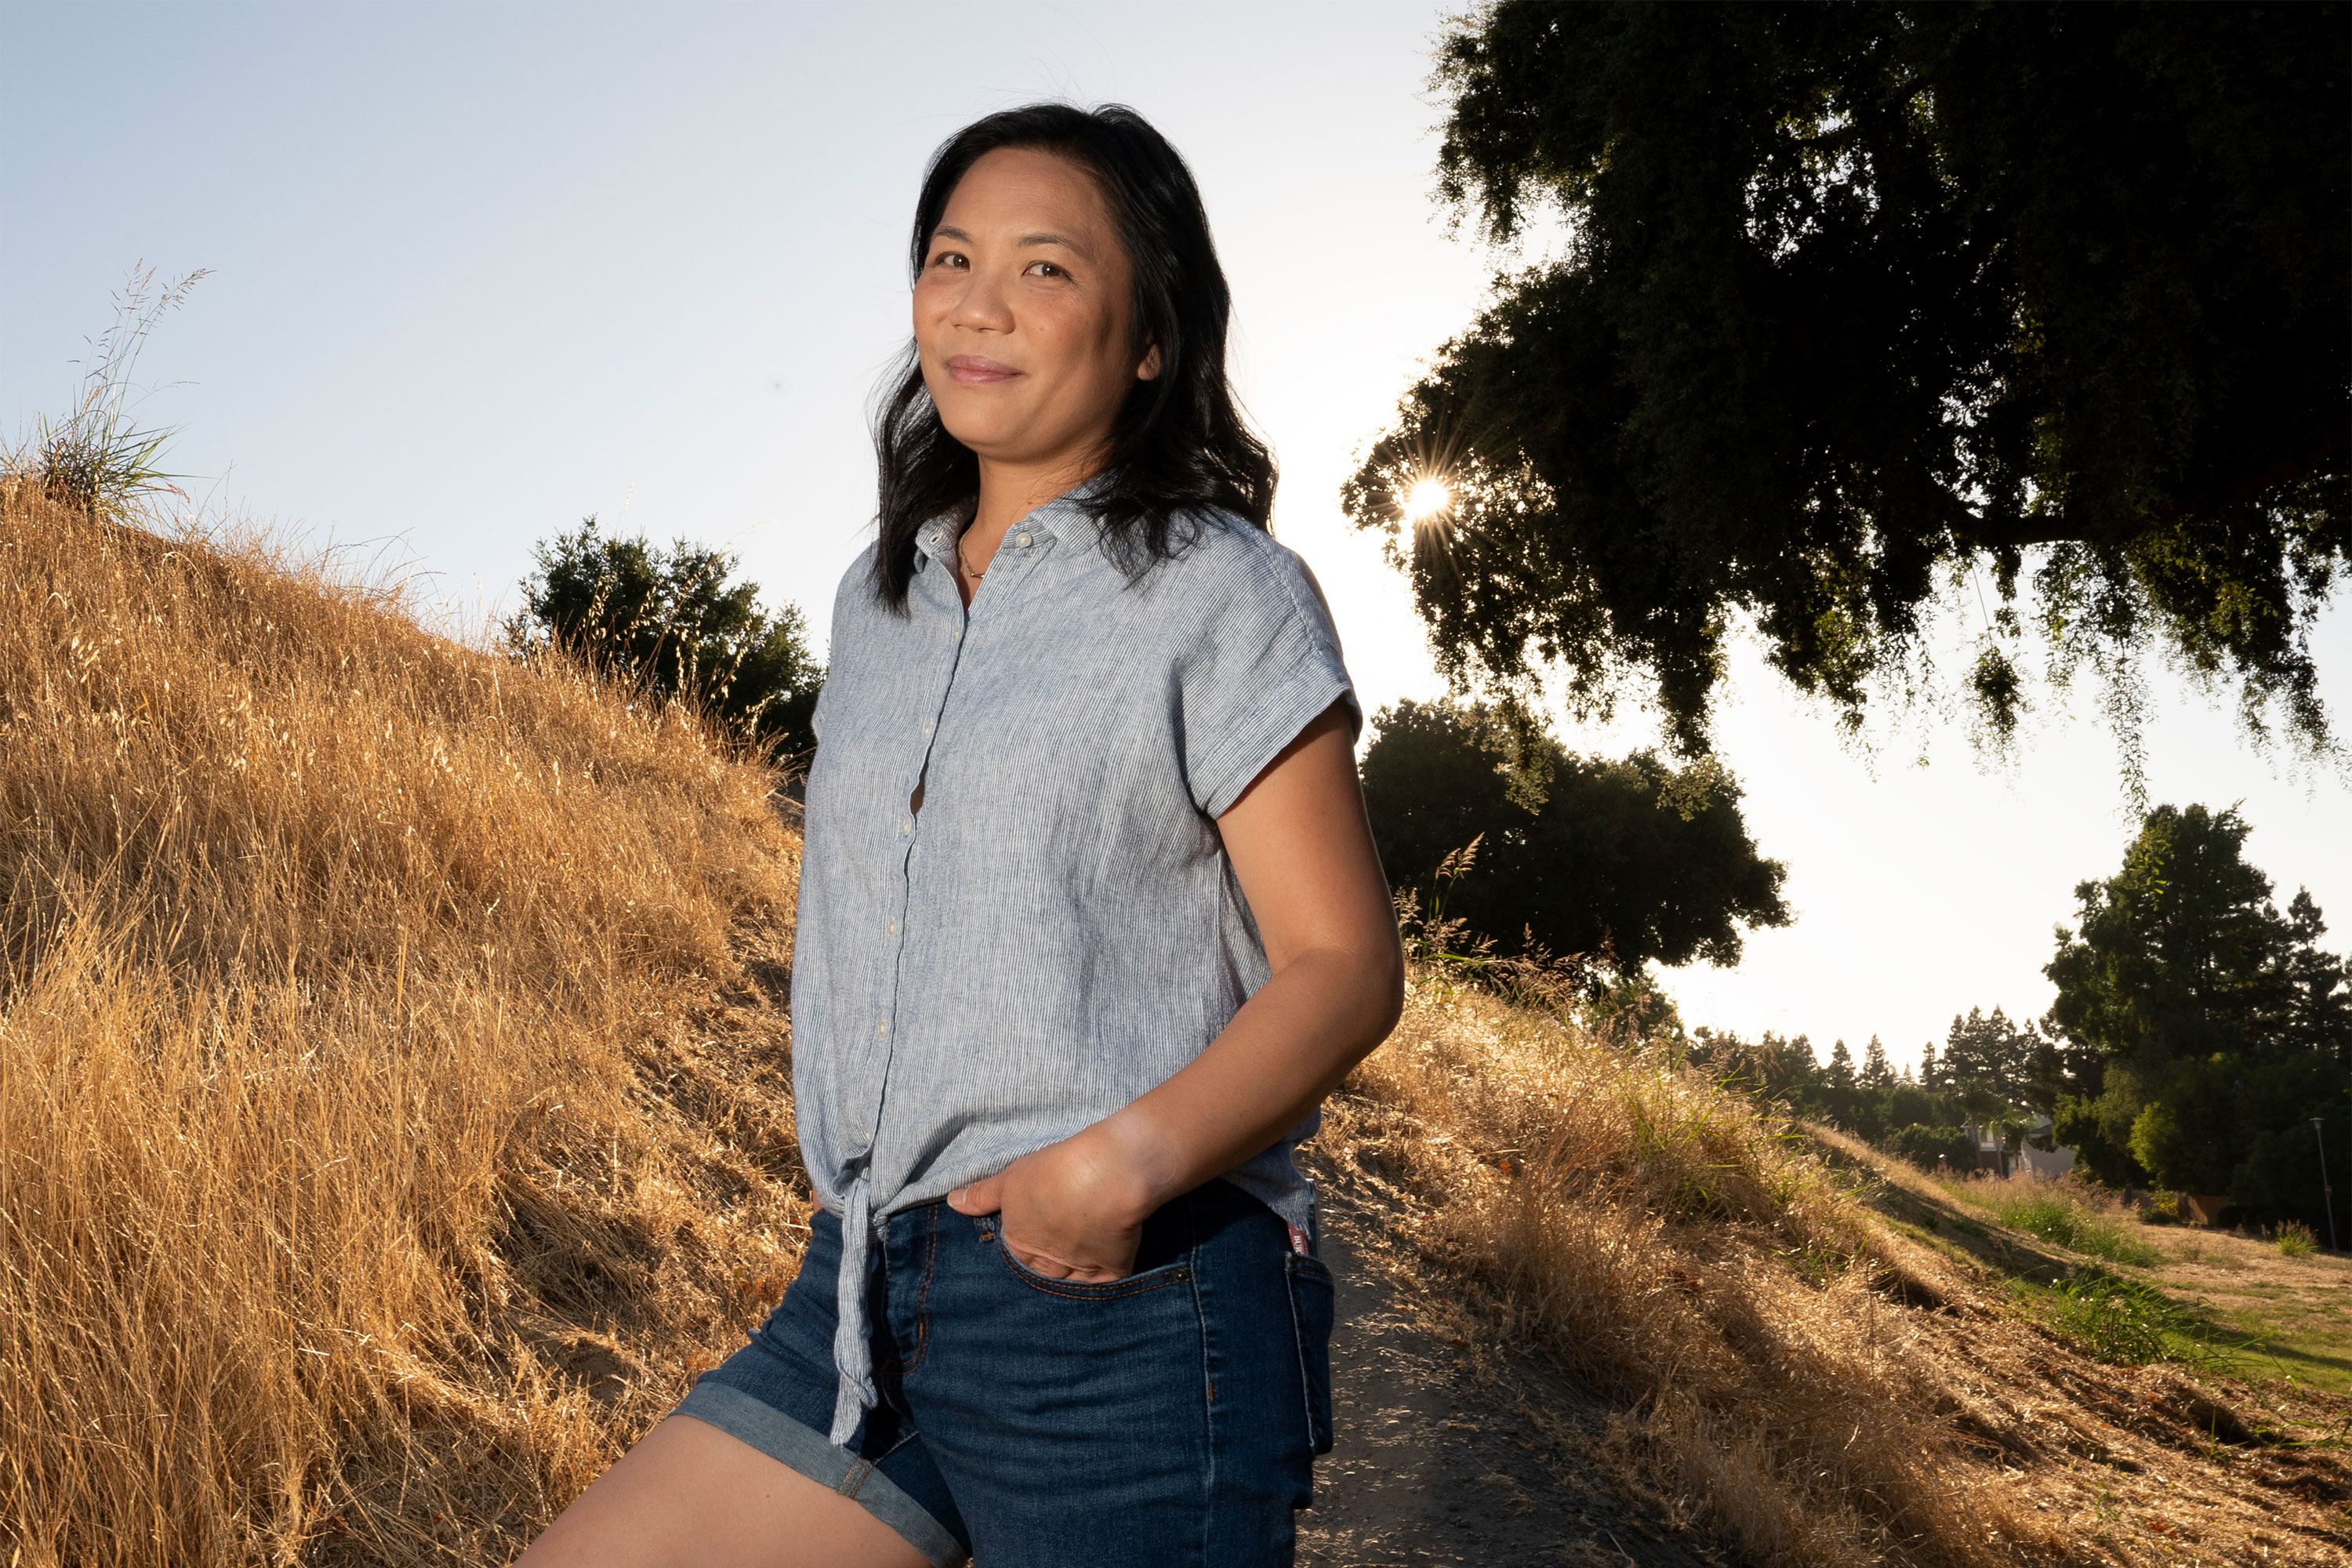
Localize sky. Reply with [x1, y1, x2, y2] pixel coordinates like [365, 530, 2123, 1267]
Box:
[7, 1, 2347, 1071]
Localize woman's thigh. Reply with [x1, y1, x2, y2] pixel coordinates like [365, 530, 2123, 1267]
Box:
[898, 1182, 1322, 1567]
[511, 1415, 930, 1568]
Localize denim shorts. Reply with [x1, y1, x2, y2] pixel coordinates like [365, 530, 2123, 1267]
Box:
[672, 1178, 1335, 1566]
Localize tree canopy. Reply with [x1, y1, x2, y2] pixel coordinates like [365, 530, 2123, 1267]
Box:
[2044, 804, 2350, 1222]
[1345, 2, 2348, 765]
[508, 518, 824, 761]
[1359, 697, 1789, 967]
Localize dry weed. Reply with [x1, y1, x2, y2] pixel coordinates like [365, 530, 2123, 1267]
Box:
[7, 484, 2344, 1567]
[1318, 976, 2352, 1566]
[1, 492, 808, 1565]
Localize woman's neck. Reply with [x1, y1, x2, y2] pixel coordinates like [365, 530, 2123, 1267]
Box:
[971, 448, 1105, 541]
[954, 448, 1109, 604]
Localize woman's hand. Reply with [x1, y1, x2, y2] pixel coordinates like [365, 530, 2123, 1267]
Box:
[945, 1123, 1163, 1282]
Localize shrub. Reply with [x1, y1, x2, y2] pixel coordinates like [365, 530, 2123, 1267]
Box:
[2230, 1111, 2350, 1236]
[2274, 1221, 2318, 1258]
[1885, 1122, 1976, 1172]
[506, 518, 824, 764]
[2, 266, 207, 519]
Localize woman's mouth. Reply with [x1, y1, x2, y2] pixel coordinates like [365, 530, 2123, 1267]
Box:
[946, 355, 1022, 385]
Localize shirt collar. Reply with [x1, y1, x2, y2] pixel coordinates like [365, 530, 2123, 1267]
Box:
[911, 472, 1116, 570]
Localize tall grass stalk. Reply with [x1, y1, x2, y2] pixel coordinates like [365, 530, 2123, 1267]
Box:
[1, 265, 209, 519]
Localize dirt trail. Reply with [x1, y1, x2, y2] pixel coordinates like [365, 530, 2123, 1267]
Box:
[1298, 1191, 1729, 1568]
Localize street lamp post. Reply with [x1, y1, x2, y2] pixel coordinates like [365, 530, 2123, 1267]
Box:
[2317, 1118, 2339, 1254]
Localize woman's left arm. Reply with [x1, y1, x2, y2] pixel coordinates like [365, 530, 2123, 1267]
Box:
[947, 699, 1404, 1279]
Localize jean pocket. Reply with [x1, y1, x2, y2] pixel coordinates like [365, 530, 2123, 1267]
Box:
[972, 1214, 1194, 1300]
[1284, 1253, 1335, 1454]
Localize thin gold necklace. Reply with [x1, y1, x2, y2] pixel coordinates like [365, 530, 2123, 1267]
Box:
[958, 534, 985, 579]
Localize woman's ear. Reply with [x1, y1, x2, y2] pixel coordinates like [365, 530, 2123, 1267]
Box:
[1137, 340, 1163, 381]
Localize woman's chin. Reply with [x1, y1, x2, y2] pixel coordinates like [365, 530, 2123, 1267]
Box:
[939, 422, 1063, 467]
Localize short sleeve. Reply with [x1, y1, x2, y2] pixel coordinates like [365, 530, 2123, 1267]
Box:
[1179, 534, 1359, 818]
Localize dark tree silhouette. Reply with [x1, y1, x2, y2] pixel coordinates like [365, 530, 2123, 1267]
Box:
[1345, 2, 2348, 768]
[1359, 698, 1789, 968]
[2045, 804, 2351, 1219]
[509, 517, 824, 763]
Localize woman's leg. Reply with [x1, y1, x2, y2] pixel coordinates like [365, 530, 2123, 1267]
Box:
[513, 1414, 930, 1568]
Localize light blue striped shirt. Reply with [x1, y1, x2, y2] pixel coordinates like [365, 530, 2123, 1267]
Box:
[793, 488, 1356, 1443]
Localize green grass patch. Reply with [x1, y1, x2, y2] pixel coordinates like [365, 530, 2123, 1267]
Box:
[1971, 1188, 2163, 1267]
[2038, 1274, 2205, 1364]
[2273, 1221, 2318, 1258]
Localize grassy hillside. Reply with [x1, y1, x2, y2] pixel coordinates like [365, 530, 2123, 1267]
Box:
[1320, 981, 2352, 1565]
[3, 485, 2344, 1565]
[1, 488, 814, 1564]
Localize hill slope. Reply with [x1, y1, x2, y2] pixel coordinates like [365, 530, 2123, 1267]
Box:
[2, 492, 812, 1563]
[3, 489, 2344, 1566]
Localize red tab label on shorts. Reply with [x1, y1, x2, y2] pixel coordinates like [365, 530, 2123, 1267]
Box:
[1286, 1221, 1312, 1257]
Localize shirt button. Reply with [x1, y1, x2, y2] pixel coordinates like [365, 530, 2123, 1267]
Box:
[1015, 532, 1033, 548]
[876, 1021, 889, 1036]
[887, 919, 898, 937]
[902, 817, 913, 836]
[922, 720, 934, 739]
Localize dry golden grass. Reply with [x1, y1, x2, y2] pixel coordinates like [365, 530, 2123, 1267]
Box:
[2, 489, 812, 1565]
[8, 480, 2345, 1567]
[1315, 978, 2352, 1567]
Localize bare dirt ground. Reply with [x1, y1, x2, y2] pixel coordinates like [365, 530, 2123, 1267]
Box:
[1298, 1185, 1730, 1568]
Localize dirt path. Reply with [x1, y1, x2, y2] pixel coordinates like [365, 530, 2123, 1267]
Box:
[1297, 1192, 1731, 1568]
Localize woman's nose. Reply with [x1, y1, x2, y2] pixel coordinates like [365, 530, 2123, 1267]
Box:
[949, 270, 1014, 334]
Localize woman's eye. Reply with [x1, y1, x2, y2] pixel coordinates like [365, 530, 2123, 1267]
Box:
[1025, 261, 1065, 279]
[928, 252, 966, 270]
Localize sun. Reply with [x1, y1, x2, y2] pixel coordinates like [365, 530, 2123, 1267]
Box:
[1401, 477, 1452, 522]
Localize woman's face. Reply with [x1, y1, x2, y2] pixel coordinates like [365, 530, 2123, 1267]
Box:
[914, 147, 1161, 474]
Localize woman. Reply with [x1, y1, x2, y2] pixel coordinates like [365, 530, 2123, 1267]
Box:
[521, 102, 1403, 1568]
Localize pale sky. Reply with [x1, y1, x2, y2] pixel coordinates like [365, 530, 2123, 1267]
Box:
[8, 1, 2347, 1071]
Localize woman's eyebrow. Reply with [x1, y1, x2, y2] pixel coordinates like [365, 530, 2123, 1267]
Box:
[1019, 231, 1091, 260]
[927, 224, 1094, 262]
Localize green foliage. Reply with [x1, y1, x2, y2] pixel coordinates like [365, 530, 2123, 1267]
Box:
[2039, 1275, 2206, 1367]
[2230, 1111, 2350, 1231]
[1885, 1122, 1976, 1174]
[1976, 1190, 2161, 1269]
[1359, 698, 1789, 968]
[1927, 1004, 2096, 1117]
[508, 518, 824, 761]
[1344, 2, 2349, 764]
[2045, 804, 2352, 1225]
[4, 265, 209, 518]
[2274, 1221, 2318, 1259]
[2047, 805, 2325, 1062]
[1691, 1020, 1992, 1159]
[2054, 1091, 2136, 1189]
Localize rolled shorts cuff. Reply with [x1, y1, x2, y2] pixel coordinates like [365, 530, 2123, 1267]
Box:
[671, 1378, 968, 1567]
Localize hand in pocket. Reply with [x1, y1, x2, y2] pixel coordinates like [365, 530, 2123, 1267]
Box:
[946, 1127, 1151, 1281]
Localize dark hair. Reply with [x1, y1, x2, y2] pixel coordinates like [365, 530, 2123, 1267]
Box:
[869, 102, 1276, 608]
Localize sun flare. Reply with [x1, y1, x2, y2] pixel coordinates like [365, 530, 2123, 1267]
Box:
[1402, 477, 1452, 522]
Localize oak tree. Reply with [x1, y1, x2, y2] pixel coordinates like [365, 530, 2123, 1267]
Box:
[1359, 697, 1789, 967]
[510, 518, 825, 761]
[1346, 2, 2348, 767]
